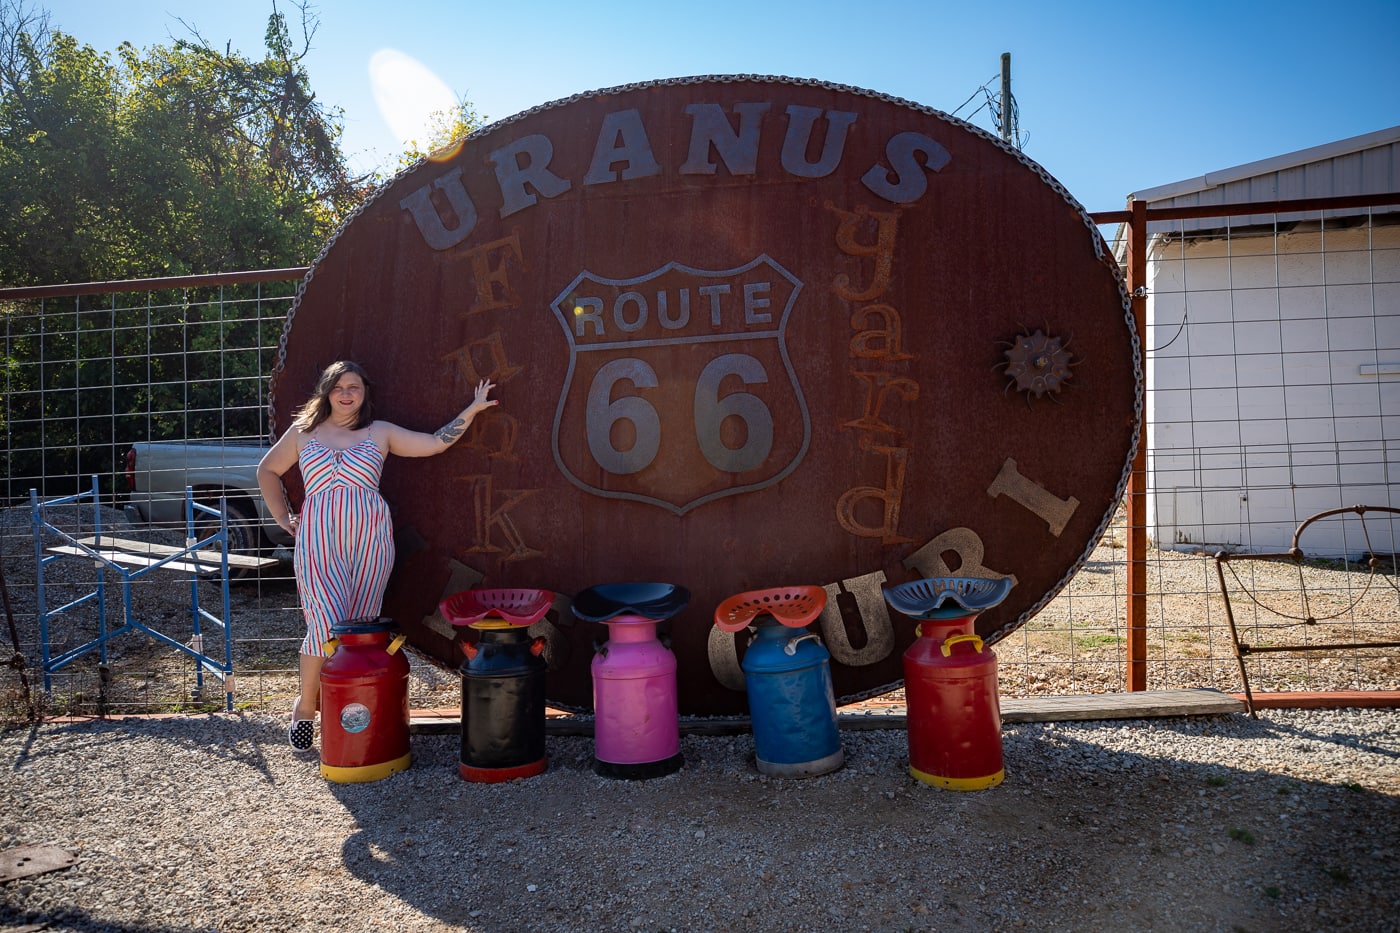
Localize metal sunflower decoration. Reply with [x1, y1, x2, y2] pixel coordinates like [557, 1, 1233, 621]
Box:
[999, 326, 1076, 403]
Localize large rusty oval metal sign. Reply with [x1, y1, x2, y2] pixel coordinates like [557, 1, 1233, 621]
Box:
[272, 76, 1139, 715]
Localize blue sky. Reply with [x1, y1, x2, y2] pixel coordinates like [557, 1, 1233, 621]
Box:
[47, 0, 1400, 212]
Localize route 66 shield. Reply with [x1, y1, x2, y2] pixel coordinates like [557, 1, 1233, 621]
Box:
[550, 256, 811, 515]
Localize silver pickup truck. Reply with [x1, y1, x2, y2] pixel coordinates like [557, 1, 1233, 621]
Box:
[123, 439, 295, 572]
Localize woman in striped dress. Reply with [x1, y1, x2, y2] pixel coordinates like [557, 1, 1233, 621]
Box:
[257, 361, 498, 750]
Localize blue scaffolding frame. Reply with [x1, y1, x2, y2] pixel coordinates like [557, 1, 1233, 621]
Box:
[31, 476, 236, 712]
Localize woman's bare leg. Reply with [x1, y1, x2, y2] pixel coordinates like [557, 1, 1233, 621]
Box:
[294, 652, 325, 722]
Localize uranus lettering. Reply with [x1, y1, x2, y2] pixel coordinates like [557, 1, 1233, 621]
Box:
[861, 131, 951, 204]
[490, 134, 573, 218]
[403, 101, 955, 252]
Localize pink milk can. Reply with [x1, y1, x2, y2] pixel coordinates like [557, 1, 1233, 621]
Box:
[572, 583, 690, 779]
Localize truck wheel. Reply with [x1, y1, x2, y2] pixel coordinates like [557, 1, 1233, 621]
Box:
[194, 498, 263, 582]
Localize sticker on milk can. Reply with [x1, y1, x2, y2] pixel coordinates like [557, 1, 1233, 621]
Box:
[340, 703, 371, 734]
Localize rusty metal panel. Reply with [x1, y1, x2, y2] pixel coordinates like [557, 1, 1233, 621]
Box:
[272, 76, 1140, 715]
[0, 844, 76, 881]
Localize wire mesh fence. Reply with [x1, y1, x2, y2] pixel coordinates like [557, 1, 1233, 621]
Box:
[1120, 201, 1400, 706]
[2, 200, 1398, 720]
[1, 279, 311, 718]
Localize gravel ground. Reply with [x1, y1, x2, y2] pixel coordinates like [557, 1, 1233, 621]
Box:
[1, 708, 1397, 933]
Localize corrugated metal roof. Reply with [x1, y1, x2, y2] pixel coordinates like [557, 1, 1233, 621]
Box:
[1129, 125, 1400, 235]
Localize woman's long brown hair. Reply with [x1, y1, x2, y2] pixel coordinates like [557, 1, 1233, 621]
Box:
[291, 361, 375, 432]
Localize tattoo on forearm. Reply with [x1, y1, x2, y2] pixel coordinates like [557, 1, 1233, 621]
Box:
[435, 418, 467, 443]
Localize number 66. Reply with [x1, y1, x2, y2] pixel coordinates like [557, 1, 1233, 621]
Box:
[586, 353, 774, 475]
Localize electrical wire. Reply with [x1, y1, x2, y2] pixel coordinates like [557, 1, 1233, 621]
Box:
[951, 77, 1028, 151]
[950, 75, 999, 118]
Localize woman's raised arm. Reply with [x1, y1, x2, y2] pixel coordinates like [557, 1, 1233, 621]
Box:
[382, 379, 499, 459]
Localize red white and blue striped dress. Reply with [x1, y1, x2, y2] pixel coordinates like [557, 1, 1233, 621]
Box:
[294, 432, 394, 655]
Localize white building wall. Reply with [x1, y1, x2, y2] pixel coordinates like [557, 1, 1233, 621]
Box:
[1146, 222, 1400, 556]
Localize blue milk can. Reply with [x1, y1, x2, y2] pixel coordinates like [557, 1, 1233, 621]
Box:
[715, 586, 843, 777]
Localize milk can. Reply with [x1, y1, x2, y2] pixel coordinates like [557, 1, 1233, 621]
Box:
[440, 588, 554, 783]
[714, 586, 843, 777]
[319, 617, 411, 784]
[883, 577, 1013, 791]
[573, 583, 689, 779]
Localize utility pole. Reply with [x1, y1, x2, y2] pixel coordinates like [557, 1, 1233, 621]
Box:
[999, 52, 1015, 145]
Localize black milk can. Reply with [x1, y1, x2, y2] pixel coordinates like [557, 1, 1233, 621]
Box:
[440, 588, 554, 783]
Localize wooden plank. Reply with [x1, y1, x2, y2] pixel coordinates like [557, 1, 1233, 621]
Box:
[407, 688, 1248, 736]
[73, 536, 277, 569]
[47, 545, 213, 575]
[1232, 691, 1400, 710]
[998, 688, 1245, 722]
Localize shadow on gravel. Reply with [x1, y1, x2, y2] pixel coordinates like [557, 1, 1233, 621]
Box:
[2, 712, 1393, 930]
[312, 714, 1399, 933]
[1260, 718, 1400, 764]
[3, 715, 287, 785]
[0, 906, 195, 933]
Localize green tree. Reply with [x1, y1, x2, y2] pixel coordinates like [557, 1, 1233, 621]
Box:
[0, 0, 368, 287]
[397, 97, 486, 170]
[0, 0, 367, 500]
[0, 3, 121, 285]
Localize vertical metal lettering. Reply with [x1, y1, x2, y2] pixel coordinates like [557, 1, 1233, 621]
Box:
[399, 167, 478, 251]
[443, 331, 523, 385]
[850, 303, 915, 361]
[459, 476, 542, 563]
[842, 372, 920, 435]
[464, 412, 521, 462]
[780, 105, 858, 178]
[464, 235, 523, 315]
[490, 134, 573, 217]
[818, 570, 895, 666]
[987, 458, 1080, 537]
[835, 443, 914, 544]
[680, 102, 772, 176]
[827, 203, 899, 302]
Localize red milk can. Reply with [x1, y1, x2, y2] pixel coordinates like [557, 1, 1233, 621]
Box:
[884, 577, 1012, 791]
[903, 626, 1002, 789]
[319, 617, 411, 784]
